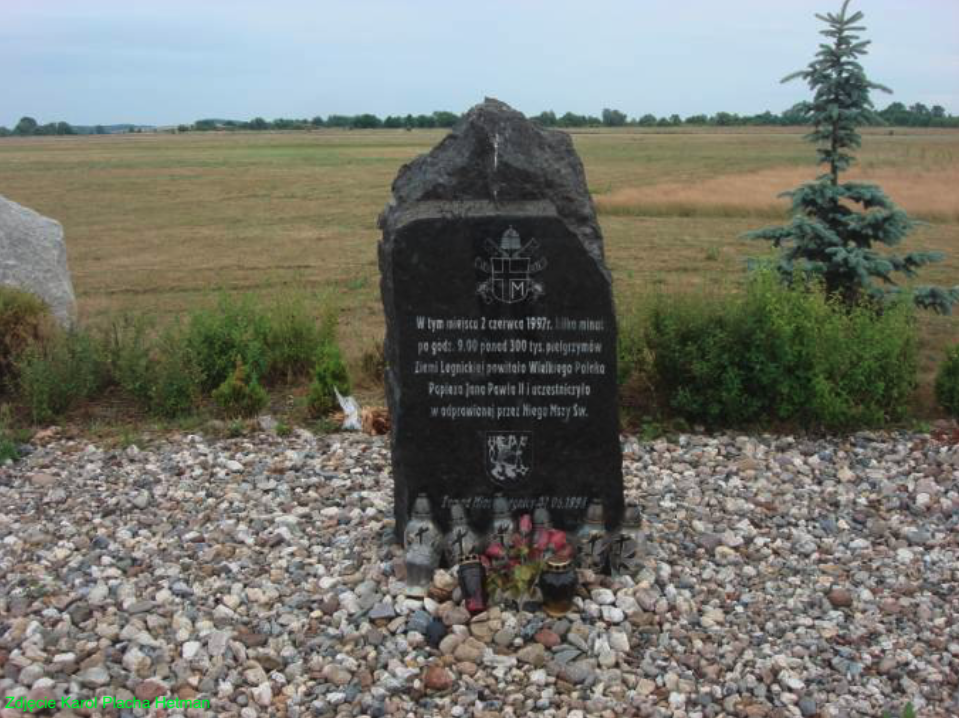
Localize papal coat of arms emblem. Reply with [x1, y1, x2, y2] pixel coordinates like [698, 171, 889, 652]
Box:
[485, 431, 532, 486]
[475, 227, 546, 304]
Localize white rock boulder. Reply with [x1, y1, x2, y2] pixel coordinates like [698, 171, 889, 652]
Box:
[0, 194, 77, 327]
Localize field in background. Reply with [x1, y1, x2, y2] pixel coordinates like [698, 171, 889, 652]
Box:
[1, 127, 957, 414]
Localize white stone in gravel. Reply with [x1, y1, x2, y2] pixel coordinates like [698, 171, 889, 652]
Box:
[780, 671, 806, 691]
[87, 583, 108, 605]
[208, 630, 230, 657]
[244, 666, 268, 685]
[591, 588, 615, 605]
[608, 630, 630, 653]
[18, 664, 44, 686]
[252, 682, 272, 707]
[122, 646, 150, 676]
[529, 669, 547, 685]
[225, 460, 243, 472]
[601, 605, 625, 624]
[77, 666, 110, 687]
[182, 640, 202, 660]
[701, 607, 725, 627]
[616, 594, 640, 615]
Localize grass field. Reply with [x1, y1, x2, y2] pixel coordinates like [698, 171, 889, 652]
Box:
[1, 126, 957, 415]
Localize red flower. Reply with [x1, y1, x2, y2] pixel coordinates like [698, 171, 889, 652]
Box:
[534, 529, 550, 552]
[518, 514, 533, 534]
[548, 529, 567, 552]
[485, 542, 505, 559]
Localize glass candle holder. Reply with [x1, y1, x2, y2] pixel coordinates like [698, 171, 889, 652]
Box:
[405, 543, 437, 598]
[539, 557, 577, 617]
[457, 554, 488, 615]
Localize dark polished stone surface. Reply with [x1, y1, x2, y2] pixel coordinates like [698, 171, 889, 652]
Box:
[380, 99, 623, 540]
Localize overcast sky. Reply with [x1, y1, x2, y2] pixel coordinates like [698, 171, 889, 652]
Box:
[3, 0, 957, 127]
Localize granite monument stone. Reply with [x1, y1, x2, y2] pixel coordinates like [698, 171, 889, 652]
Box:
[379, 98, 623, 542]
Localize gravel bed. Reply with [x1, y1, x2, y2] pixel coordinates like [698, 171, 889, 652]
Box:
[1, 428, 957, 717]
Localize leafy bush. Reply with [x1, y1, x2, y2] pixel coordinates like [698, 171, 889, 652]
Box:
[621, 271, 918, 430]
[212, 357, 268, 418]
[0, 286, 55, 392]
[104, 314, 154, 405]
[17, 330, 108, 423]
[103, 316, 201, 418]
[149, 325, 203, 418]
[261, 291, 322, 383]
[935, 344, 959, 418]
[307, 341, 351, 417]
[184, 294, 270, 392]
[0, 404, 20, 463]
[0, 434, 17, 463]
[184, 291, 328, 390]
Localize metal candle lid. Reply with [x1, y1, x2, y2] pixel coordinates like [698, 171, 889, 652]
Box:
[449, 500, 469, 524]
[492, 494, 511, 518]
[533, 507, 552, 529]
[623, 504, 642, 528]
[411, 493, 432, 518]
[584, 499, 605, 525]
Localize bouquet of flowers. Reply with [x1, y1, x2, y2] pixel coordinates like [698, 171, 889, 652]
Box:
[483, 514, 575, 606]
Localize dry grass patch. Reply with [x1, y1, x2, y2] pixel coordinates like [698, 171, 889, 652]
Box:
[596, 165, 959, 223]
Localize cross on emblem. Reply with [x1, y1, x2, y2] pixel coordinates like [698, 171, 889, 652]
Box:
[491, 255, 531, 303]
[475, 227, 546, 305]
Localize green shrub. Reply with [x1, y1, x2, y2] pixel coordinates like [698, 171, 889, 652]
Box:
[645, 290, 765, 425]
[307, 341, 351, 417]
[184, 294, 270, 392]
[262, 291, 322, 382]
[623, 271, 918, 430]
[103, 316, 201, 418]
[104, 314, 154, 405]
[0, 404, 20, 463]
[184, 291, 328, 390]
[17, 330, 108, 423]
[149, 325, 203, 418]
[935, 344, 959, 418]
[0, 435, 17, 463]
[0, 286, 55, 392]
[212, 357, 268, 418]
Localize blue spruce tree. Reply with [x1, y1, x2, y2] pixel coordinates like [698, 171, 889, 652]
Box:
[749, 0, 959, 313]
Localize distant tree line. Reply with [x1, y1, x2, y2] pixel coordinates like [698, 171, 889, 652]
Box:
[2, 102, 957, 137]
[0, 116, 80, 136]
[180, 110, 463, 133]
[172, 103, 959, 132]
[0, 117, 147, 137]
